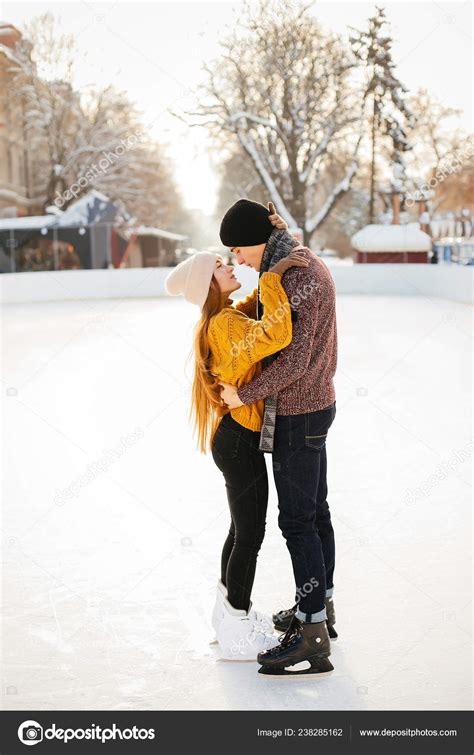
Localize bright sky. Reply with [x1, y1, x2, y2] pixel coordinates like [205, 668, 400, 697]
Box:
[3, 0, 472, 214]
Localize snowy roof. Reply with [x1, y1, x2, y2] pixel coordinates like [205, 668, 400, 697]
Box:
[0, 192, 187, 241]
[56, 190, 118, 227]
[0, 22, 21, 34]
[0, 191, 122, 232]
[0, 215, 56, 231]
[0, 42, 19, 63]
[131, 226, 188, 241]
[351, 223, 432, 252]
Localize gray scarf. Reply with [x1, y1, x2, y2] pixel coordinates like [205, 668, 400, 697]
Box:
[257, 229, 301, 453]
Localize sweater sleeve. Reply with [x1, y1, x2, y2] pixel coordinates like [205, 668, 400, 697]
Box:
[233, 287, 258, 318]
[237, 264, 319, 404]
[210, 272, 292, 373]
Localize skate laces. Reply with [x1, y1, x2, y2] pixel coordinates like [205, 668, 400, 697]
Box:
[280, 603, 298, 619]
[267, 615, 302, 654]
[252, 621, 273, 637]
[229, 619, 276, 656]
[250, 610, 273, 633]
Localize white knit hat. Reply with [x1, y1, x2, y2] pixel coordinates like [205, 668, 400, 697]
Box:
[165, 252, 219, 310]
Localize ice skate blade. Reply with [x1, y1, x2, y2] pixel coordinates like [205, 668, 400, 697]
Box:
[274, 623, 338, 640]
[276, 629, 339, 645]
[258, 657, 334, 678]
[274, 628, 339, 642]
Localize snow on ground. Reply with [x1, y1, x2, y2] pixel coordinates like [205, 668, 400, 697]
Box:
[1, 292, 471, 711]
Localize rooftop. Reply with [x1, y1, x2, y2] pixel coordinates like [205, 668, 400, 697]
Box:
[129, 225, 188, 241]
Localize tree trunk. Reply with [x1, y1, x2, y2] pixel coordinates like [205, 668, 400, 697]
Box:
[289, 192, 308, 246]
[369, 95, 377, 224]
[392, 193, 400, 225]
[302, 227, 311, 247]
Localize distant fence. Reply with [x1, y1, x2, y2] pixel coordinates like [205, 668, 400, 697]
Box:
[1, 263, 472, 304]
[331, 263, 473, 303]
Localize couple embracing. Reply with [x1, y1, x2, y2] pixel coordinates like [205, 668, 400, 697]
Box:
[165, 199, 338, 678]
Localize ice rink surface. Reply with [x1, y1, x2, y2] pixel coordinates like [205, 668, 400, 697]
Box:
[1, 290, 472, 711]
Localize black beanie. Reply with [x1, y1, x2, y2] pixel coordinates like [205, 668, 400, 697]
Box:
[219, 198, 274, 247]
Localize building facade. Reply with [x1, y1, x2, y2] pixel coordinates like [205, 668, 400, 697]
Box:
[0, 22, 42, 218]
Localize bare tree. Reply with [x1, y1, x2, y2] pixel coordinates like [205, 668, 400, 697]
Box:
[407, 89, 466, 168]
[10, 13, 184, 230]
[177, 0, 365, 245]
[214, 149, 267, 220]
[405, 88, 472, 211]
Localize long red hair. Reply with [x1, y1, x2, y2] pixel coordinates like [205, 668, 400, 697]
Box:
[190, 277, 228, 453]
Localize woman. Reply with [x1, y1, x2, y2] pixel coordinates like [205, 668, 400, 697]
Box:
[165, 215, 308, 660]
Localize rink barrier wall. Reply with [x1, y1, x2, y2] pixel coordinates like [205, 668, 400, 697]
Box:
[1, 263, 472, 304]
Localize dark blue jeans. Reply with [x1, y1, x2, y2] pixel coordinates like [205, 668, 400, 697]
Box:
[272, 402, 336, 622]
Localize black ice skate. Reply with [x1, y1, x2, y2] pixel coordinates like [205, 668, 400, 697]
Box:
[258, 615, 334, 677]
[273, 597, 338, 639]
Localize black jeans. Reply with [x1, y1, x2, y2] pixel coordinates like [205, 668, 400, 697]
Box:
[272, 402, 336, 621]
[211, 412, 268, 612]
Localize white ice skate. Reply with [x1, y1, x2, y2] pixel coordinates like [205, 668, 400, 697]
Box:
[217, 596, 279, 661]
[211, 581, 274, 642]
[210, 579, 227, 643]
[248, 603, 274, 634]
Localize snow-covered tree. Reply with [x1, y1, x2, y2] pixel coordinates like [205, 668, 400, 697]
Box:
[180, 0, 365, 245]
[407, 89, 464, 169]
[313, 156, 371, 255]
[350, 6, 416, 222]
[10, 13, 185, 230]
[215, 149, 268, 221]
[384, 114, 413, 195]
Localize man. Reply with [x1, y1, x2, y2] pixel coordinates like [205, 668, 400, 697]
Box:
[219, 198, 338, 677]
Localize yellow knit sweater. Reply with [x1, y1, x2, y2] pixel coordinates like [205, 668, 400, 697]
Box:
[207, 272, 292, 431]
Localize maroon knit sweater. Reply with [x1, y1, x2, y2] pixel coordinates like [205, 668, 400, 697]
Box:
[237, 248, 337, 415]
